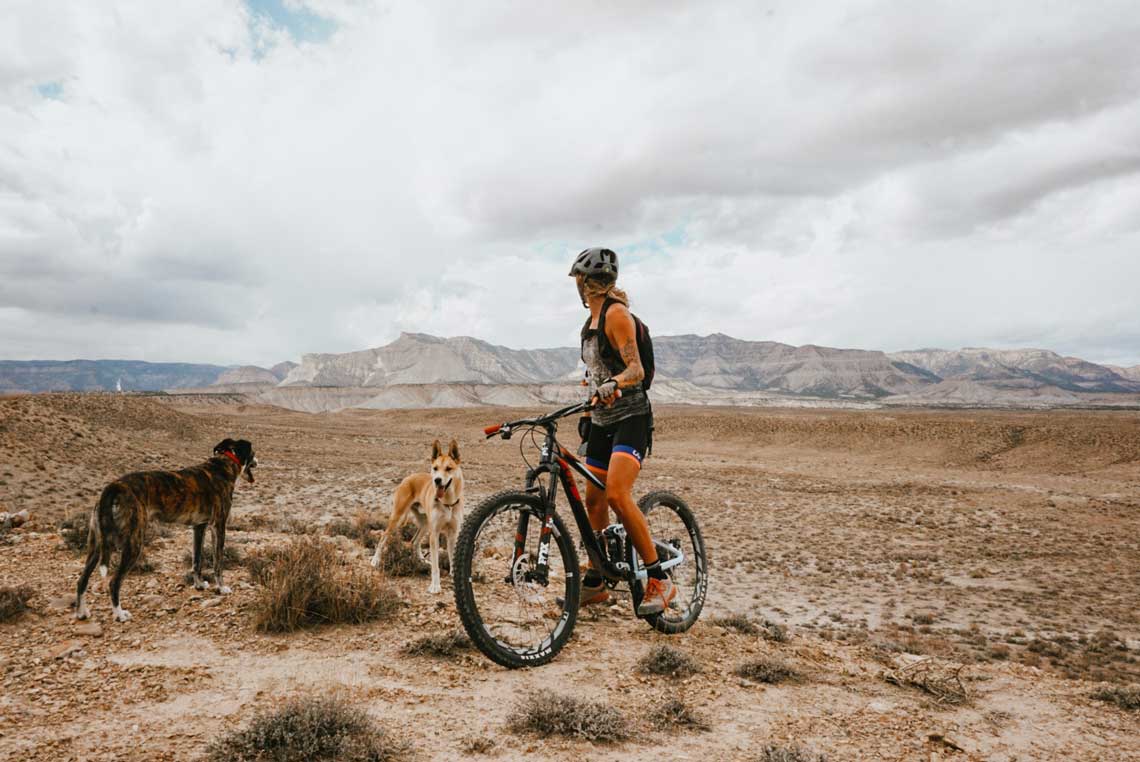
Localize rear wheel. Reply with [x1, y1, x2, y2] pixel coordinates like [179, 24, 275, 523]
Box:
[629, 491, 708, 634]
[453, 491, 580, 668]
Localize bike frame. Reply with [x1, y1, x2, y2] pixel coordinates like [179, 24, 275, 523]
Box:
[509, 408, 683, 587]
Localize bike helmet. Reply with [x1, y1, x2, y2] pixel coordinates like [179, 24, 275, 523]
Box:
[568, 247, 618, 281]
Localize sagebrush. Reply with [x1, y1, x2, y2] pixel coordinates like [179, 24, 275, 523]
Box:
[1091, 684, 1140, 711]
[735, 656, 800, 684]
[402, 631, 471, 657]
[754, 744, 827, 762]
[649, 698, 710, 732]
[507, 689, 629, 743]
[0, 585, 34, 622]
[637, 645, 701, 678]
[250, 537, 400, 632]
[203, 695, 411, 762]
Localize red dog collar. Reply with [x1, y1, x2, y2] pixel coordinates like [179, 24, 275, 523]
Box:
[220, 450, 242, 468]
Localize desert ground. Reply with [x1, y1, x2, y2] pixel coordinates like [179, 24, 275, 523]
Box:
[1, 393, 1138, 761]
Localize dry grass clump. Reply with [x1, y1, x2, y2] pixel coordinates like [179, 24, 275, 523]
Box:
[375, 524, 430, 577]
[507, 689, 629, 743]
[203, 695, 411, 762]
[761, 619, 790, 643]
[649, 698, 710, 732]
[0, 585, 34, 622]
[326, 511, 386, 549]
[637, 645, 702, 678]
[250, 537, 400, 633]
[58, 514, 89, 552]
[401, 631, 471, 657]
[711, 613, 788, 642]
[735, 656, 800, 684]
[712, 613, 759, 634]
[1090, 684, 1140, 711]
[754, 744, 827, 762]
[459, 735, 496, 754]
[882, 658, 969, 705]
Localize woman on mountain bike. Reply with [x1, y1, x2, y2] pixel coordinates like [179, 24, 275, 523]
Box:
[569, 247, 676, 616]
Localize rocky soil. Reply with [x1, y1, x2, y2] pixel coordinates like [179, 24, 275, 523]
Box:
[1, 394, 1138, 760]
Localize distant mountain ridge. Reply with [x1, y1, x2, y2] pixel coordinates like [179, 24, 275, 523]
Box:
[0, 358, 294, 393]
[3, 334, 1138, 408]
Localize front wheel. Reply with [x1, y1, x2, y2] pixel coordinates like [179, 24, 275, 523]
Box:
[452, 491, 580, 668]
[630, 491, 708, 634]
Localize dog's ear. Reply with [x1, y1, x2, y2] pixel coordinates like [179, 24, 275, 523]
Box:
[213, 438, 236, 455]
[448, 439, 460, 463]
[233, 440, 254, 463]
[431, 439, 442, 461]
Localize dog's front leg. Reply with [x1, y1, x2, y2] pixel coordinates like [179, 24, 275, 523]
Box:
[212, 523, 231, 594]
[427, 519, 442, 594]
[191, 523, 209, 590]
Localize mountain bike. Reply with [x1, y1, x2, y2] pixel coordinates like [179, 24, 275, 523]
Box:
[452, 401, 708, 668]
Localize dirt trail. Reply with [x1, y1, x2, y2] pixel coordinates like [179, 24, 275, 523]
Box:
[1, 396, 1138, 760]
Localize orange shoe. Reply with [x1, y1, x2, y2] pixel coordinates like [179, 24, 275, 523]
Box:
[637, 577, 677, 616]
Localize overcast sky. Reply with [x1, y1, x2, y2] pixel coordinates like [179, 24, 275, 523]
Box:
[2, 1, 1139, 368]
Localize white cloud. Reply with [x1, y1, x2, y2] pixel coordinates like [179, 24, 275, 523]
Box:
[1, 0, 1139, 367]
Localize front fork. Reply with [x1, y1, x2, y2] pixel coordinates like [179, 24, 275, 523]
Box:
[515, 467, 559, 586]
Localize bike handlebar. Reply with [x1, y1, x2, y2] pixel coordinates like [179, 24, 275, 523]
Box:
[483, 400, 592, 439]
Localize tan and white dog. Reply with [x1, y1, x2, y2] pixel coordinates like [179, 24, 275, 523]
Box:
[370, 439, 464, 594]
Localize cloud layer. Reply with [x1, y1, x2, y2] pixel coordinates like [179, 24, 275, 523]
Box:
[2, 0, 1139, 367]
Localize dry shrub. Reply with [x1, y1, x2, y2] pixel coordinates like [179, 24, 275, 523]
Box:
[1091, 684, 1140, 711]
[401, 631, 471, 657]
[507, 689, 629, 743]
[754, 744, 827, 762]
[637, 645, 701, 678]
[250, 537, 400, 633]
[735, 656, 800, 684]
[204, 695, 411, 762]
[761, 619, 790, 643]
[459, 735, 496, 754]
[882, 658, 969, 705]
[0, 586, 34, 622]
[649, 698, 710, 732]
[712, 613, 759, 635]
[58, 514, 89, 553]
[711, 614, 788, 642]
[326, 511, 386, 549]
[376, 524, 430, 577]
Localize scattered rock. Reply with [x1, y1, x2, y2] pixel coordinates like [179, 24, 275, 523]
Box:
[51, 641, 84, 660]
[75, 621, 103, 637]
[47, 595, 76, 612]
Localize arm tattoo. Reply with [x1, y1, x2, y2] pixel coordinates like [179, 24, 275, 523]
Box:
[614, 337, 645, 387]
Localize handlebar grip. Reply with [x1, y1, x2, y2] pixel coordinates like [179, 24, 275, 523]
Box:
[483, 424, 502, 436]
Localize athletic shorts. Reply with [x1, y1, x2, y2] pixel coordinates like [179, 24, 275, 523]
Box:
[584, 413, 651, 472]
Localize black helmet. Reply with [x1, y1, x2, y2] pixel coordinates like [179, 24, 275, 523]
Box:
[568, 247, 618, 281]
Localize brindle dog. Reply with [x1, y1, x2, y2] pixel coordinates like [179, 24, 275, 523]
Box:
[75, 439, 257, 623]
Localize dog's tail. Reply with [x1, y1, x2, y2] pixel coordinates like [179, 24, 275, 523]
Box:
[92, 483, 123, 578]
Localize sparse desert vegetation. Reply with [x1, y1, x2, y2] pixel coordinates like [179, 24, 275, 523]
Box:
[637, 644, 702, 678]
[0, 395, 1137, 760]
[0, 585, 33, 622]
[735, 656, 800, 684]
[203, 695, 411, 762]
[250, 537, 400, 632]
[506, 689, 629, 743]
